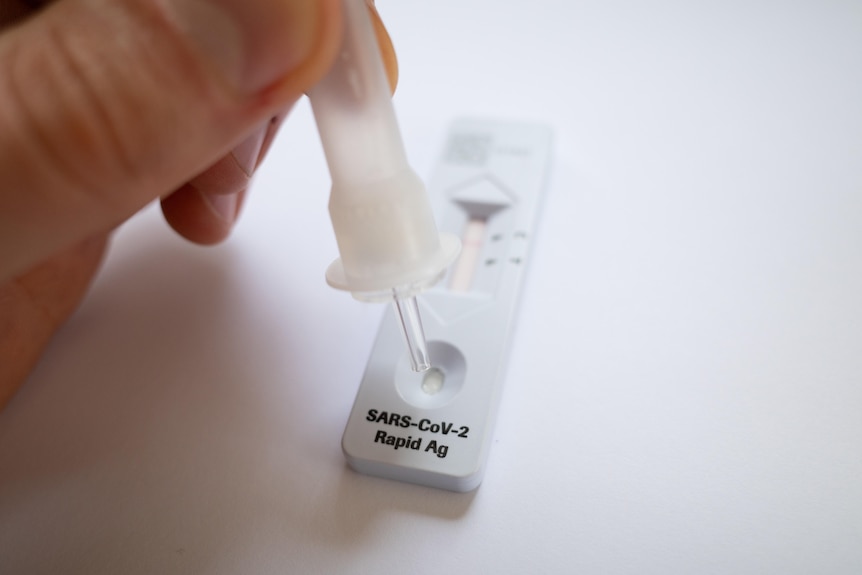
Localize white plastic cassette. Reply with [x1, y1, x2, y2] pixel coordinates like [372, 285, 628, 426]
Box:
[342, 118, 553, 491]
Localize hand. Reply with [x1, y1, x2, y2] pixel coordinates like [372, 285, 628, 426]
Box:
[0, 0, 398, 410]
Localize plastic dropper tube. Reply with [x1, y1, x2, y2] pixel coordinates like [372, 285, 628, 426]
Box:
[392, 294, 431, 372]
[308, 0, 459, 372]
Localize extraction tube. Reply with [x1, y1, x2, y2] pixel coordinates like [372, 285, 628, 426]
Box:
[308, 0, 459, 371]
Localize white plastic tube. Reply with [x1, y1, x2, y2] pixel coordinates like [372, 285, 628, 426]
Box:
[308, 0, 459, 371]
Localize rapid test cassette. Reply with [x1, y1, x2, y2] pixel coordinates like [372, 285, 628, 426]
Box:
[341, 118, 552, 492]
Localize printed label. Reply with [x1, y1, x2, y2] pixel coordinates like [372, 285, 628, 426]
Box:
[366, 409, 472, 460]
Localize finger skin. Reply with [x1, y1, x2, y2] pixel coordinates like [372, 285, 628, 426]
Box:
[0, 0, 33, 22]
[0, 0, 399, 410]
[0, 0, 343, 410]
[162, 184, 249, 245]
[162, 0, 400, 245]
[367, 0, 398, 94]
[0, 0, 344, 283]
[0, 234, 108, 410]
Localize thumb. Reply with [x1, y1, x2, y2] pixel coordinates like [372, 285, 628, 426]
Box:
[0, 0, 342, 282]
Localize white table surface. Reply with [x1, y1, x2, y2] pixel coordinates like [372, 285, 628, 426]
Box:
[2, 1, 861, 573]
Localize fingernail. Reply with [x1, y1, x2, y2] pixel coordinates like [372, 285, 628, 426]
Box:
[256, 112, 288, 169]
[172, 0, 322, 95]
[231, 125, 267, 176]
[202, 191, 239, 224]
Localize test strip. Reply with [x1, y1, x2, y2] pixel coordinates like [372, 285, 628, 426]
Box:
[448, 218, 487, 292]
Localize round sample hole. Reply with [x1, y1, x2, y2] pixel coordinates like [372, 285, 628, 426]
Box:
[421, 368, 446, 395]
[394, 341, 466, 409]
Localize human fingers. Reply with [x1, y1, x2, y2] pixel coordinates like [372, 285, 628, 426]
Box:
[0, 233, 108, 409]
[367, 0, 398, 94]
[0, 0, 33, 22]
[160, 0, 399, 245]
[0, 0, 343, 283]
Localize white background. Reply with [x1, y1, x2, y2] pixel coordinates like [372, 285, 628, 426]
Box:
[2, 0, 862, 573]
